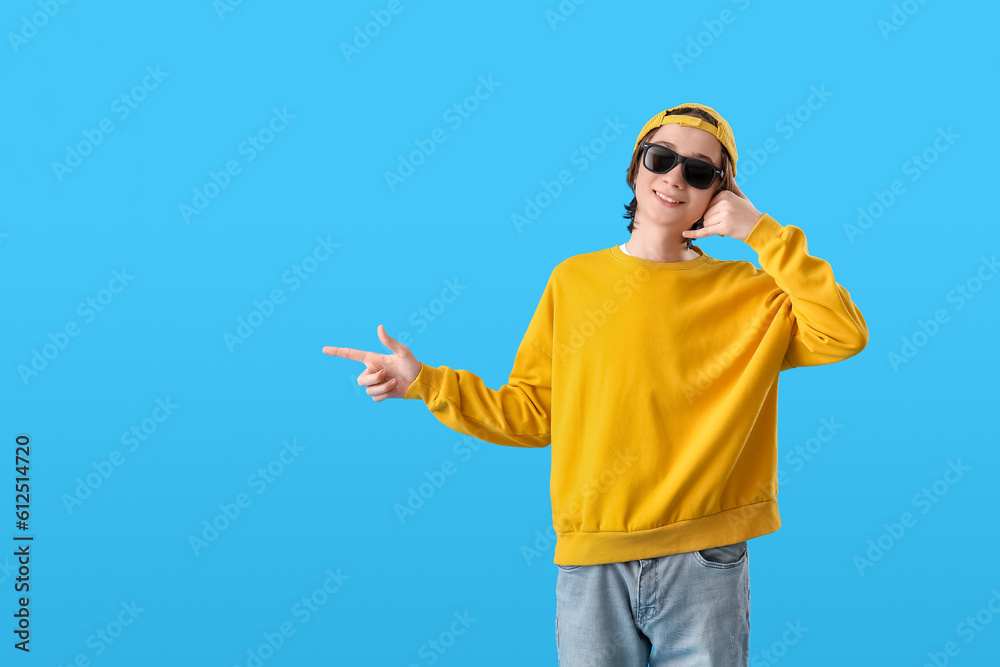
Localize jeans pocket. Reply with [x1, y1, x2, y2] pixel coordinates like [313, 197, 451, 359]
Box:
[693, 540, 747, 569]
[556, 564, 584, 572]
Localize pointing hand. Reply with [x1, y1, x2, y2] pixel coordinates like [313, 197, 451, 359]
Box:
[322, 325, 422, 402]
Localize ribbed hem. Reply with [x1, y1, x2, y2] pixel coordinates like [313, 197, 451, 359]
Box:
[553, 497, 781, 565]
[742, 213, 782, 250]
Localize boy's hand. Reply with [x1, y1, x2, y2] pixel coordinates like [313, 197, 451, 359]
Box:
[322, 325, 422, 402]
[682, 180, 763, 242]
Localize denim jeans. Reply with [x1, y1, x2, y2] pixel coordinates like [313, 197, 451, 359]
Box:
[555, 540, 750, 666]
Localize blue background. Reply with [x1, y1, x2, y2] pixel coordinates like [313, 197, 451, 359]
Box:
[2, 0, 998, 664]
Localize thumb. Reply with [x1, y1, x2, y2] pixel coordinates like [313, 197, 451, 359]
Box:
[377, 324, 404, 354]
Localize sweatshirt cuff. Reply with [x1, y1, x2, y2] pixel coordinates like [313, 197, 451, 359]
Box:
[742, 213, 782, 251]
[403, 362, 444, 401]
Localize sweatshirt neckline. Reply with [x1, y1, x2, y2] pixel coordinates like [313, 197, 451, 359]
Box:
[608, 243, 713, 270]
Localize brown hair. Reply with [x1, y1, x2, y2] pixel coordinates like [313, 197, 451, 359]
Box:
[623, 107, 736, 249]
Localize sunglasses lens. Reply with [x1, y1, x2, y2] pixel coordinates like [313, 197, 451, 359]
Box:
[643, 144, 719, 189]
[684, 160, 717, 189]
[644, 145, 677, 173]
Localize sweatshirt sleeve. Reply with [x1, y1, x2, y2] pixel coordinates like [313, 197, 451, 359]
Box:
[743, 214, 869, 369]
[401, 272, 555, 448]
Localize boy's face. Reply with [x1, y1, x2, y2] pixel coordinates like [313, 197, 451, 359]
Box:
[633, 123, 724, 234]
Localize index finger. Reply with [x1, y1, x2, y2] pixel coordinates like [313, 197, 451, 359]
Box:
[322, 346, 371, 363]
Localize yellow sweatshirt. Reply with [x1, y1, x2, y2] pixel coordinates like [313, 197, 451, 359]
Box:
[403, 213, 868, 565]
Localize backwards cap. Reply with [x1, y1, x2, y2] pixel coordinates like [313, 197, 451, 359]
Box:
[633, 103, 738, 177]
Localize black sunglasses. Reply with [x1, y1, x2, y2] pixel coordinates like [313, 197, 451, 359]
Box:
[640, 142, 724, 190]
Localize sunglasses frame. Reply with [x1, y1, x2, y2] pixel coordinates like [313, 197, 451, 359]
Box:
[639, 142, 724, 190]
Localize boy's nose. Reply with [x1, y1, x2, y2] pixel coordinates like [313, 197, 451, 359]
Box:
[660, 166, 687, 191]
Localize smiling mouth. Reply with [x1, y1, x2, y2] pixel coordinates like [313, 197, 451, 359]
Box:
[654, 190, 683, 204]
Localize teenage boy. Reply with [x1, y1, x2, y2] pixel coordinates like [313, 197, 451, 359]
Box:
[323, 102, 868, 666]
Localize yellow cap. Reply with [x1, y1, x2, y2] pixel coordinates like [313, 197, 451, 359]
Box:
[633, 103, 738, 177]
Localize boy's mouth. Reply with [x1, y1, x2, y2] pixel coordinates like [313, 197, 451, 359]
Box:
[654, 190, 683, 205]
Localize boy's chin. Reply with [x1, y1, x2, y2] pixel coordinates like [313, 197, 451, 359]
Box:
[637, 204, 705, 229]
[646, 212, 703, 229]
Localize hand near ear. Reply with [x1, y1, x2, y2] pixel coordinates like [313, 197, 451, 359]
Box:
[682, 179, 763, 242]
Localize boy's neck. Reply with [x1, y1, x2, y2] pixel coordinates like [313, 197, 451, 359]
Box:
[624, 238, 701, 263]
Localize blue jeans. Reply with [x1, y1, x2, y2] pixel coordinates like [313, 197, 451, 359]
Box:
[555, 541, 750, 666]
